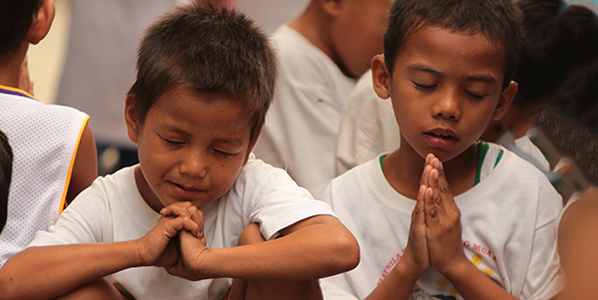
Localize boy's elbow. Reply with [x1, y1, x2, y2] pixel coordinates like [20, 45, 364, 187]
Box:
[331, 229, 360, 273]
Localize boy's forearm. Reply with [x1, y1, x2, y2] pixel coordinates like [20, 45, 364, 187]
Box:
[0, 241, 142, 300]
[365, 260, 422, 300]
[197, 216, 359, 281]
[444, 260, 518, 300]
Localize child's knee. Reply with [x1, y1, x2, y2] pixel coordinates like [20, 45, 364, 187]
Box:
[237, 223, 265, 246]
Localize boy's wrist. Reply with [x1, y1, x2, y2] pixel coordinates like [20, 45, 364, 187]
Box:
[132, 239, 151, 267]
[394, 258, 425, 284]
[438, 257, 476, 283]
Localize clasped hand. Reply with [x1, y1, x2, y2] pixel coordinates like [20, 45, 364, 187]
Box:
[136, 201, 210, 280]
[402, 153, 468, 277]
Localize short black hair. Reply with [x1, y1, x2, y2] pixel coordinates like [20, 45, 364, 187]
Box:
[0, 130, 13, 233]
[514, 1, 598, 107]
[128, 3, 277, 145]
[0, 0, 44, 56]
[383, 0, 523, 89]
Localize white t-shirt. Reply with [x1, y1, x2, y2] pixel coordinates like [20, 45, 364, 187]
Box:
[30, 155, 334, 300]
[253, 25, 356, 199]
[0, 86, 89, 267]
[335, 70, 399, 176]
[321, 143, 564, 300]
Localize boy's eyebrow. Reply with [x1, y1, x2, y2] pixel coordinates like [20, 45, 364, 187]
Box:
[408, 64, 497, 84]
[161, 124, 190, 136]
[213, 137, 243, 147]
[408, 64, 443, 77]
[161, 124, 244, 146]
[467, 74, 497, 84]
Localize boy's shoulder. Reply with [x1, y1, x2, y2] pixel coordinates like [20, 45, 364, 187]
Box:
[234, 153, 309, 194]
[483, 142, 551, 183]
[272, 25, 354, 89]
[0, 88, 88, 122]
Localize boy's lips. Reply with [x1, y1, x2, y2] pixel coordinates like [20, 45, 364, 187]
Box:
[424, 128, 458, 148]
[169, 181, 206, 199]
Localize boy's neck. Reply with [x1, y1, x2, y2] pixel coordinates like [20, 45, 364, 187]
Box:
[0, 45, 29, 89]
[288, 3, 354, 78]
[383, 144, 478, 200]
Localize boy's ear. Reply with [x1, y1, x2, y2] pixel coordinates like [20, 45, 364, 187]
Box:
[371, 54, 391, 100]
[26, 0, 56, 45]
[124, 95, 141, 144]
[243, 127, 263, 166]
[320, 0, 343, 17]
[491, 81, 518, 121]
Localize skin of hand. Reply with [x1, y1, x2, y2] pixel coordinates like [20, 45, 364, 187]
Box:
[400, 159, 434, 275]
[136, 202, 202, 268]
[159, 202, 210, 280]
[365, 156, 436, 300]
[423, 155, 469, 276]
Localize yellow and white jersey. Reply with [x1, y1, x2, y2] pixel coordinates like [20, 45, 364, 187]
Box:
[0, 85, 89, 266]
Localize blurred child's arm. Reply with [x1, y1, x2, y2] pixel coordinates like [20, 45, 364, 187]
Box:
[424, 156, 517, 300]
[0, 207, 200, 300]
[66, 123, 98, 204]
[166, 214, 359, 282]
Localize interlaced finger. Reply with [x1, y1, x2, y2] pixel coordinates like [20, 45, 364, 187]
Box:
[161, 202, 194, 217]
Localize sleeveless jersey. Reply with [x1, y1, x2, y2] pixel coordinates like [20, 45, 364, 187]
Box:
[0, 86, 89, 266]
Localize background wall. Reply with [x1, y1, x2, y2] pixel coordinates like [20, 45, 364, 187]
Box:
[26, 0, 308, 105]
[30, 0, 592, 105]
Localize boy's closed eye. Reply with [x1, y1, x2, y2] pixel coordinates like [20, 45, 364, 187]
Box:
[413, 81, 438, 91]
[212, 149, 234, 158]
[164, 138, 184, 146]
[463, 90, 486, 100]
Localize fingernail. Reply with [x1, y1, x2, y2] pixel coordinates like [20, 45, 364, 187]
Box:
[433, 169, 439, 180]
[427, 188, 433, 197]
[160, 207, 166, 215]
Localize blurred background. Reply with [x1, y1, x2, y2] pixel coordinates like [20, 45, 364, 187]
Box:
[28, 0, 310, 104]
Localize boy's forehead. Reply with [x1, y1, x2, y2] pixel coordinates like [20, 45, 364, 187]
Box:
[395, 25, 506, 77]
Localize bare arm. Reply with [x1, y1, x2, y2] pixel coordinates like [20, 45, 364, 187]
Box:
[166, 214, 359, 281]
[365, 184, 429, 300]
[0, 211, 200, 300]
[553, 189, 598, 300]
[0, 241, 140, 300]
[66, 123, 98, 204]
[364, 158, 432, 300]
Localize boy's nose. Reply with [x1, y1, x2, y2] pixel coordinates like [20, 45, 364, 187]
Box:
[179, 153, 208, 178]
[432, 89, 461, 121]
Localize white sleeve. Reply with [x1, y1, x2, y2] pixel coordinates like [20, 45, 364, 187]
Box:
[321, 276, 360, 300]
[235, 158, 335, 240]
[520, 178, 565, 300]
[28, 178, 113, 246]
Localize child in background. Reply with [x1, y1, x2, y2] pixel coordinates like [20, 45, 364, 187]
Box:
[534, 61, 598, 299]
[253, 0, 392, 198]
[0, 0, 98, 266]
[0, 4, 359, 300]
[0, 131, 12, 233]
[481, 0, 598, 172]
[321, 0, 564, 299]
